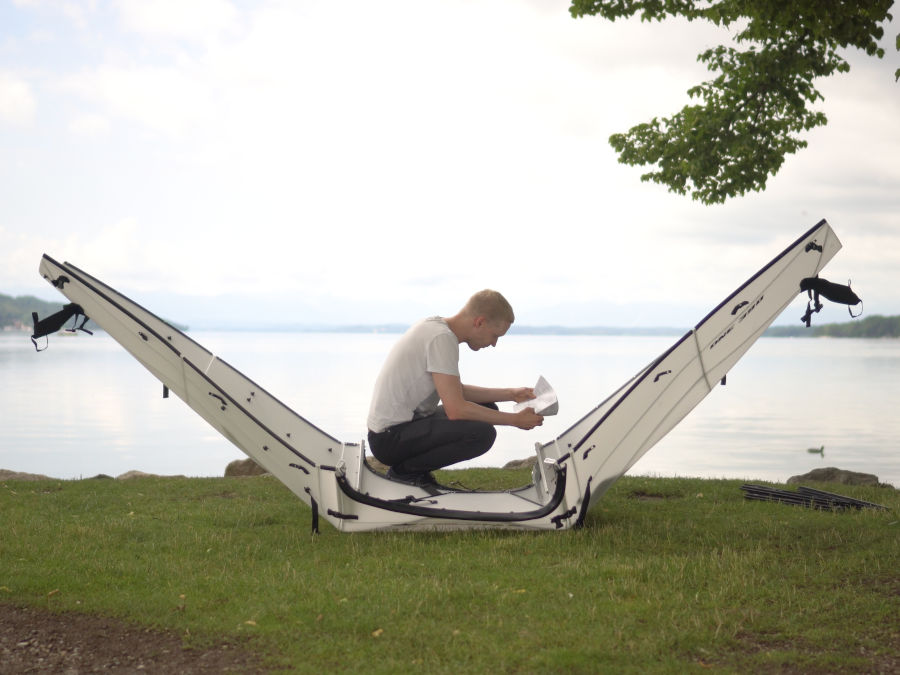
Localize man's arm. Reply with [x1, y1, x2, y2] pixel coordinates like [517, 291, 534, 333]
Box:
[462, 384, 535, 405]
[433, 373, 543, 430]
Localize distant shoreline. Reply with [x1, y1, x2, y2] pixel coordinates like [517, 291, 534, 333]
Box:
[4, 321, 900, 338]
[4, 291, 898, 337]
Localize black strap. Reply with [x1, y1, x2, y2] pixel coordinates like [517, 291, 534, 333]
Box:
[304, 487, 320, 534]
[30, 303, 93, 351]
[311, 497, 320, 534]
[572, 479, 592, 529]
[799, 277, 862, 327]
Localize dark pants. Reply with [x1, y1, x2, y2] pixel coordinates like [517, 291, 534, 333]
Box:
[368, 404, 498, 474]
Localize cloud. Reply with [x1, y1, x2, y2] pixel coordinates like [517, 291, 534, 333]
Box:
[0, 72, 36, 125]
[113, 0, 240, 45]
[3, 0, 899, 325]
[67, 112, 110, 137]
[63, 63, 214, 136]
[11, 0, 95, 30]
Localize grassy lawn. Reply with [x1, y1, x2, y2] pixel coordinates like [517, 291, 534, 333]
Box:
[2, 469, 898, 673]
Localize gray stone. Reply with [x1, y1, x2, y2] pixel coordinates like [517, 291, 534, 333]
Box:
[365, 456, 389, 474]
[0, 468, 53, 481]
[503, 457, 536, 470]
[224, 458, 269, 477]
[787, 466, 891, 488]
[116, 470, 185, 480]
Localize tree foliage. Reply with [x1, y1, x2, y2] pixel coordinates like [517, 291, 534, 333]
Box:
[570, 0, 898, 204]
[1, 293, 188, 332]
[0, 293, 61, 330]
[766, 314, 900, 338]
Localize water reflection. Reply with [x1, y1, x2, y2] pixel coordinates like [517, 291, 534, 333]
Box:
[2, 332, 898, 486]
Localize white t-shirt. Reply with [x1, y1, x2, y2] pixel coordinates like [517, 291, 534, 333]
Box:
[367, 317, 460, 433]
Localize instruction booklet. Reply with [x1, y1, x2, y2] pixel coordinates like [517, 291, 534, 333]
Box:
[513, 375, 558, 416]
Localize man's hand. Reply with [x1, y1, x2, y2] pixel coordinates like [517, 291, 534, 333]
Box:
[509, 387, 535, 403]
[512, 407, 543, 430]
[435, 373, 545, 429]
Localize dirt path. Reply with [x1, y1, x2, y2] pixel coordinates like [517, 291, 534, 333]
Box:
[0, 604, 267, 673]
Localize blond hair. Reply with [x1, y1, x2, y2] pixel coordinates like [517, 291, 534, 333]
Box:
[462, 289, 515, 324]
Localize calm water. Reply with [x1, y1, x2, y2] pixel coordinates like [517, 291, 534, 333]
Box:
[2, 331, 898, 486]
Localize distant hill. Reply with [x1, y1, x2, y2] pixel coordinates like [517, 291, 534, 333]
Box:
[765, 314, 900, 338]
[4, 290, 895, 337]
[1, 293, 188, 333]
[0, 293, 66, 332]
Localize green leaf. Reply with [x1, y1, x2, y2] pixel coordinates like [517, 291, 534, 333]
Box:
[570, 0, 895, 202]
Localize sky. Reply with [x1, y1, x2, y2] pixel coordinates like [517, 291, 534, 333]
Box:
[2, 0, 899, 329]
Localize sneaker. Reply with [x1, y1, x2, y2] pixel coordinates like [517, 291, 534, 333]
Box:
[384, 468, 466, 494]
[386, 467, 441, 490]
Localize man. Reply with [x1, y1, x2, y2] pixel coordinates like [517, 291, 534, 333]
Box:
[367, 289, 544, 488]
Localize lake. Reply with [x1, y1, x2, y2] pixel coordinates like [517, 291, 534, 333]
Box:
[2, 330, 898, 487]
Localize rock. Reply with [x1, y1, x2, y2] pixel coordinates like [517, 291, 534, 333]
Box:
[0, 468, 53, 481]
[116, 470, 185, 480]
[117, 470, 154, 480]
[224, 458, 268, 477]
[366, 456, 389, 474]
[503, 457, 536, 470]
[787, 466, 891, 488]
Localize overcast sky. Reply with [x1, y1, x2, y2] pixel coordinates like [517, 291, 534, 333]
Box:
[2, 0, 898, 328]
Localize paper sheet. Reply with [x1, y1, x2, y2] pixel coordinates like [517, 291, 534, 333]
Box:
[513, 375, 558, 416]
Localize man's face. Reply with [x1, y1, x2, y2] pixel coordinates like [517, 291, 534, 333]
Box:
[468, 317, 510, 351]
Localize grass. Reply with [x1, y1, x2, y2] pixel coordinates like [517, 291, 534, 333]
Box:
[2, 469, 899, 673]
